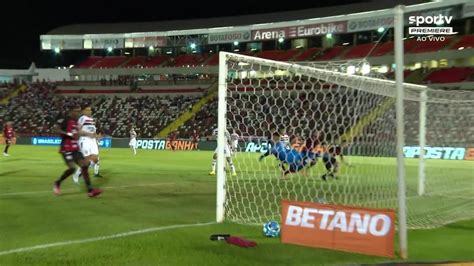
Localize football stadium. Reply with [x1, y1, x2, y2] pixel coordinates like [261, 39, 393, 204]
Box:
[0, 0, 473, 265]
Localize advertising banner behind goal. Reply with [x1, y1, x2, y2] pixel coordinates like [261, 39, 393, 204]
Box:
[281, 200, 395, 258]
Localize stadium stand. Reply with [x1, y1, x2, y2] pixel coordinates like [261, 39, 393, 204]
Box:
[371, 41, 394, 56]
[294, 47, 320, 61]
[343, 43, 376, 59]
[0, 83, 200, 138]
[72, 33, 474, 68]
[76, 56, 102, 68]
[409, 37, 453, 53]
[450, 34, 474, 50]
[314, 46, 346, 61]
[423, 67, 474, 84]
[92, 56, 127, 69]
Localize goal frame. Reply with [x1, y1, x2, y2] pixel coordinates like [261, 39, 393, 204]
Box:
[216, 6, 431, 259]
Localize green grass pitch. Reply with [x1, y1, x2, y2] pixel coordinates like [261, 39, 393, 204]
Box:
[0, 146, 472, 265]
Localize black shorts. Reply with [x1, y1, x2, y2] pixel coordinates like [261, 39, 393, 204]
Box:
[323, 157, 337, 170]
[61, 151, 84, 165]
[5, 138, 11, 145]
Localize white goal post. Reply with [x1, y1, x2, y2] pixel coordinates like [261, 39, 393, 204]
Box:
[216, 6, 474, 258]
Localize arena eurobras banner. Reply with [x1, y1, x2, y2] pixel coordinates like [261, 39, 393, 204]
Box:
[281, 200, 395, 258]
[135, 139, 197, 151]
[31, 136, 112, 148]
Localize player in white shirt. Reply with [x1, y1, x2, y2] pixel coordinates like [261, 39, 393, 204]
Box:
[230, 131, 239, 155]
[209, 128, 236, 176]
[129, 128, 137, 155]
[72, 106, 102, 184]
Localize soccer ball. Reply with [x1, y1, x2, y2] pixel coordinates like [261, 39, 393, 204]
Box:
[263, 221, 280, 237]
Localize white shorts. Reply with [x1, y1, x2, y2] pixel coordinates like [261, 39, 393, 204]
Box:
[215, 144, 232, 158]
[129, 138, 137, 148]
[232, 140, 238, 150]
[79, 138, 99, 157]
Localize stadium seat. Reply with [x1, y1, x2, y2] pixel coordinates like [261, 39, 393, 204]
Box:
[256, 49, 299, 61]
[314, 46, 346, 61]
[141, 56, 169, 68]
[172, 54, 206, 67]
[371, 41, 394, 56]
[206, 54, 219, 66]
[92, 56, 128, 69]
[409, 37, 452, 53]
[123, 56, 147, 68]
[424, 67, 474, 83]
[294, 47, 320, 61]
[76, 57, 103, 68]
[343, 43, 376, 59]
[451, 35, 474, 50]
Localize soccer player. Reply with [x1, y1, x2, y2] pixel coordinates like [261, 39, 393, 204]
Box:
[191, 129, 199, 150]
[53, 105, 102, 197]
[72, 106, 102, 183]
[300, 131, 323, 170]
[3, 122, 14, 156]
[209, 128, 236, 176]
[321, 140, 349, 181]
[129, 128, 137, 155]
[230, 130, 239, 154]
[169, 131, 177, 152]
[259, 132, 307, 178]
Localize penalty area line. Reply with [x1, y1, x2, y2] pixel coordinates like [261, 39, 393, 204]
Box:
[0, 221, 216, 257]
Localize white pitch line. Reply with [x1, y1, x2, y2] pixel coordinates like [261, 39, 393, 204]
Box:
[0, 221, 216, 257]
[0, 182, 193, 196]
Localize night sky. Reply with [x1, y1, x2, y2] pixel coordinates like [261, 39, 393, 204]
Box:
[0, 0, 364, 69]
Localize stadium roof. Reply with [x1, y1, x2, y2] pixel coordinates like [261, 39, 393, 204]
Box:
[47, 0, 426, 35]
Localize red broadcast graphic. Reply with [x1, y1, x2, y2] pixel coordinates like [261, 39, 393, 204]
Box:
[281, 200, 395, 258]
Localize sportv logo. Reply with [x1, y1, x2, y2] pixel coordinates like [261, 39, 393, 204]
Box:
[285, 205, 391, 237]
[408, 15, 456, 41]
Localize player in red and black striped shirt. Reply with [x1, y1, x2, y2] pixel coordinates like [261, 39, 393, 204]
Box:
[191, 129, 199, 150]
[169, 131, 177, 151]
[321, 140, 349, 181]
[3, 122, 14, 156]
[53, 105, 102, 197]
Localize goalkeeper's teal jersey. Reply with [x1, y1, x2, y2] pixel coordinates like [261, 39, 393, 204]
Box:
[271, 142, 304, 164]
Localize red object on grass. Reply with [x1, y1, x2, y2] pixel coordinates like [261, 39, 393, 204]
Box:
[225, 236, 257, 248]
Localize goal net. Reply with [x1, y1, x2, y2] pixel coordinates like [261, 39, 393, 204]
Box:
[217, 52, 474, 229]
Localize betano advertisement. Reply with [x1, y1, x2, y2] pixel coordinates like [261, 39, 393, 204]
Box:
[281, 200, 395, 258]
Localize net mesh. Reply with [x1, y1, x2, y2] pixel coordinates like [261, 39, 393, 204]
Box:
[221, 53, 474, 229]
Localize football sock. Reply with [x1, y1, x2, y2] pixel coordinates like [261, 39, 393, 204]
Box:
[94, 160, 100, 175]
[57, 168, 75, 184]
[81, 166, 93, 192]
[211, 159, 217, 171]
